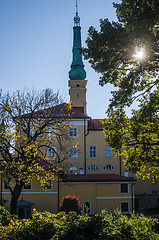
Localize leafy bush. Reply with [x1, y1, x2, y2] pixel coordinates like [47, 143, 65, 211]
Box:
[59, 195, 82, 215]
[0, 205, 17, 226]
[0, 209, 159, 239]
[0, 209, 56, 240]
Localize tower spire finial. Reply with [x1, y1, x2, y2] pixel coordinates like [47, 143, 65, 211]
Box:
[76, 0, 78, 14]
[74, 0, 80, 26]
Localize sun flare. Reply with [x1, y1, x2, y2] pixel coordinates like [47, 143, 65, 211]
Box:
[135, 48, 145, 60]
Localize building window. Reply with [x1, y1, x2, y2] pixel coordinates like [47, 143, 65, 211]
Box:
[90, 146, 96, 158]
[120, 202, 129, 212]
[23, 181, 32, 190]
[77, 93, 79, 98]
[47, 126, 56, 138]
[83, 201, 91, 214]
[69, 147, 78, 158]
[3, 181, 10, 190]
[69, 166, 78, 174]
[120, 184, 129, 193]
[47, 147, 56, 159]
[44, 180, 52, 190]
[79, 168, 84, 174]
[152, 190, 158, 195]
[69, 127, 78, 137]
[151, 176, 157, 184]
[103, 164, 114, 171]
[105, 146, 112, 158]
[88, 164, 99, 171]
[124, 171, 129, 177]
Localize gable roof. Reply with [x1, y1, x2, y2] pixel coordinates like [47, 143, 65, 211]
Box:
[23, 103, 90, 120]
[61, 174, 136, 183]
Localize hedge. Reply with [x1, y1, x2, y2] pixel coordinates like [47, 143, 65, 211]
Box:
[0, 208, 159, 239]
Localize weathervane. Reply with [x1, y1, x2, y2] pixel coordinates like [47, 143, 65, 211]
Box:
[74, 0, 80, 26]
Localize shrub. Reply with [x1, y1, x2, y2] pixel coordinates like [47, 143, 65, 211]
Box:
[59, 195, 82, 215]
[0, 210, 56, 240]
[0, 205, 17, 226]
[0, 209, 159, 239]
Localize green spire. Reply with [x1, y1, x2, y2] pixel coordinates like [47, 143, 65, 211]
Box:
[69, 1, 86, 80]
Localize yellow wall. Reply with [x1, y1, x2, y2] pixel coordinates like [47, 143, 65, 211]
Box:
[60, 182, 133, 214]
[1, 178, 133, 214]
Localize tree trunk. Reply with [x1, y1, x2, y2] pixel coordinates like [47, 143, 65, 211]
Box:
[10, 183, 23, 215]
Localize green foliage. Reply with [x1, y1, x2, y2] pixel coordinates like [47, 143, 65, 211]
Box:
[83, 1, 159, 107]
[102, 99, 159, 178]
[83, 0, 159, 178]
[59, 195, 82, 215]
[0, 209, 159, 239]
[0, 205, 17, 226]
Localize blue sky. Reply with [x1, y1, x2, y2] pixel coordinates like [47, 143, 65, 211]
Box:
[0, 0, 123, 119]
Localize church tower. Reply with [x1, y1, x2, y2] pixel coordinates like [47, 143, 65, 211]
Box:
[69, 1, 87, 114]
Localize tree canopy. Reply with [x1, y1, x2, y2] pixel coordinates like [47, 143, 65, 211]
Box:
[83, 0, 159, 179]
[0, 89, 73, 214]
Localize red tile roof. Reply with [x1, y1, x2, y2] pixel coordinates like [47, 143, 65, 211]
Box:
[88, 119, 103, 130]
[61, 174, 135, 182]
[23, 103, 90, 119]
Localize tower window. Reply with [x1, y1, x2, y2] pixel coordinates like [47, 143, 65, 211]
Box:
[76, 84, 80, 87]
[77, 93, 79, 98]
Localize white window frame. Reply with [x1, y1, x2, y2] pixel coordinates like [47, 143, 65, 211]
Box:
[90, 146, 96, 158]
[120, 183, 129, 193]
[69, 127, 78, 138]
[88, 164, 99, 171]
[103, 164, 114, 171]
[69, 147, 78, 158]
[105, 146, 112, 158]
[47, 147, 56, 159]
[83, 201, 91, 215]
[69, 166, 78, 174]
[120, 201, 129, 213]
